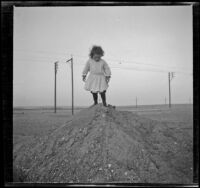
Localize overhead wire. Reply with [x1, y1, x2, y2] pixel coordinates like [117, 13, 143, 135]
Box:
[16, 48, 189, 71]
[14, 49, 193, 75]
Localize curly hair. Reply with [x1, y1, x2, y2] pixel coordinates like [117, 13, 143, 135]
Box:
[89, 45, 104, 58]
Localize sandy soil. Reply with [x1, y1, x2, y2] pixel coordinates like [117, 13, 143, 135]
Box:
[13, 104, 193, 183]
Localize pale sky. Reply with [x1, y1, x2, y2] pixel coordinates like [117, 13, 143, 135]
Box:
[13, 6, 193, 107]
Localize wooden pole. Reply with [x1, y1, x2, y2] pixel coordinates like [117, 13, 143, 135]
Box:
[71, 55, 74, 115]
[136, 97, 137, 108]
[54, 62, 57, 113]
[168, 72, 171, 108]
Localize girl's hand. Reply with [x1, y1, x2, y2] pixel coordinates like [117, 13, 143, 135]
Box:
[106, 76, 111, 83]
[82, 75, 86, 82]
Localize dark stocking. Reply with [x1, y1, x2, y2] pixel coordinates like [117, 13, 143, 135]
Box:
[91, 92, 98, 105]
[100, 90, 107, 106]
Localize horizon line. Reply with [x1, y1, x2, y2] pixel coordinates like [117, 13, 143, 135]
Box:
[13, 103, 193, 108]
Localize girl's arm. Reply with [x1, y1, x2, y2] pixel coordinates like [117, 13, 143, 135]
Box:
[103, 61, 111, 83]
[103, 61, 111, 77]
[82, 60, 90, 81]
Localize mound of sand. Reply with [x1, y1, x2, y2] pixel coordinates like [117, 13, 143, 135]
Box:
[13, 104, 192, 183]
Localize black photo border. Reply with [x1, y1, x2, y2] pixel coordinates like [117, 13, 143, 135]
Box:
[1, 1, 199, 187]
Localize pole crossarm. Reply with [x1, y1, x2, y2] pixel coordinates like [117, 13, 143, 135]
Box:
[66, 58, 72, 63]
[170, 72, 175, 81]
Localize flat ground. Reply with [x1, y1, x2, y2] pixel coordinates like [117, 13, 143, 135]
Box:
[118, 104, 193, 126]
[13, 109, 77, 144]
[13, 104, 193, 143]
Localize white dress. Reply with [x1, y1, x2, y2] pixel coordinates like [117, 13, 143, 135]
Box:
[82, 58, 111, 93]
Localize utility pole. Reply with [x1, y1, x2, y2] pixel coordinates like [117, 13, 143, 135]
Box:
[66, 55, 74, 115]
[54, 61, 58, 113]
[168, 72, 171, 108]
[168, 72, 175, 108]
[165, 97, 167, 105]
[71, 55, 74, 115]
[136, 97, 138, 108]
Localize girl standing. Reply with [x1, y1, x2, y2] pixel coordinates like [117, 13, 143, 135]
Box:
[82, 45, 111, 107]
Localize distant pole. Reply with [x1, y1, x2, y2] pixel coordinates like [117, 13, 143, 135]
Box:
[168, 72, 171, 108]
[71, 55, 74, 115]
[165, 97, 167, 105]
[168, 72, 175, 108]
[136, 97, 138, 108]
[54, 62, 58, 113]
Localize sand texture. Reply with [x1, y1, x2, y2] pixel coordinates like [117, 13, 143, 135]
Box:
[13, 104, 193, 183]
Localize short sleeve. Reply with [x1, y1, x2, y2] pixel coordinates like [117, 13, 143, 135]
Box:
[82, 60, 90, 76]
[103, 61, 111, 77]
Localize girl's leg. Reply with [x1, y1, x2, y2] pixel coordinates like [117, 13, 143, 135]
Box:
[91, 91, 98, 105]
[100, 90, 107, 106]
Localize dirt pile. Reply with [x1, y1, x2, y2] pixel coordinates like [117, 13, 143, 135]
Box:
[13, 104, 192, 183]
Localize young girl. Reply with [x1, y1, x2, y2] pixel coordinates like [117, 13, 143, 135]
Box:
[82, 45, 111, 107]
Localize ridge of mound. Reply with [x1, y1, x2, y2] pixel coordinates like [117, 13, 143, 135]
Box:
[13, 104, 192, 183]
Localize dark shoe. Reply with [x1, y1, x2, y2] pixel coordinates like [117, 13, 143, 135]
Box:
[107, 104, 116, 109]
[103, 102, 107, 107]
